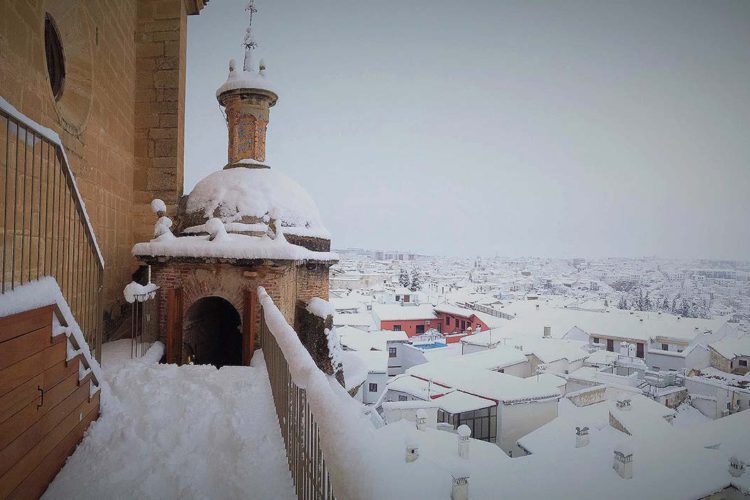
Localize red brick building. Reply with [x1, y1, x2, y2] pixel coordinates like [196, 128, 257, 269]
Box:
[435, 304, 492, 334]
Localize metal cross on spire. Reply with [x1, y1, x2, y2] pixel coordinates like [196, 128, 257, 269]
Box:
[243, 0, 258, 71]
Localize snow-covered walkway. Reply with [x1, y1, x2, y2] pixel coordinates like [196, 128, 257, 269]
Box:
[43, 343, 295, 500]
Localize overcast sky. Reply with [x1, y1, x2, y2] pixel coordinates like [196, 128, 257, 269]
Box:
[185, 0, 750, 260]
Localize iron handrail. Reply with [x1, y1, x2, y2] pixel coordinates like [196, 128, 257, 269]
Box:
[0, 101, 104, 359]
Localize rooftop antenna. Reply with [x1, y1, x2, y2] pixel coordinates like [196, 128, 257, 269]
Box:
[243, 0, 258, 71]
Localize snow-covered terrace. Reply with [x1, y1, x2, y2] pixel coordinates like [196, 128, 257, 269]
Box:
[44, 341, 295, 499]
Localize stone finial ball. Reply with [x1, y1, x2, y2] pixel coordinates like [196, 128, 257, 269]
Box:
[151, 198, 166, 214]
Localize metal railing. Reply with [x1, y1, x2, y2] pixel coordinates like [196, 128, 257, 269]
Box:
[0, 102, 104, 358]
[260, 308, 336, 500]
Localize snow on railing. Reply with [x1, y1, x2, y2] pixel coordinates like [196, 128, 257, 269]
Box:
[0, 98, 104, 358]
[259, 287, 378, 500]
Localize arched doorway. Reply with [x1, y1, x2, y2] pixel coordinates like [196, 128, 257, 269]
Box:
[183, 296, 242, 367]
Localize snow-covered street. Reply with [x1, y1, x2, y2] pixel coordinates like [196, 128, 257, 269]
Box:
[43, 344, 295, 500]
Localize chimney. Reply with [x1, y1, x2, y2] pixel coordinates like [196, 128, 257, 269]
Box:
[457, 424, 471, 459]
[405, 436, 419, 463]
[729, 456, 746, 478]
[616, 399, 632, 411]
[575, 426, 590, 448]
[613, 444, 634, 479]
[543, 326, 551, 338]
[450, 465, 470, 500]
[416, 409, 427, 431]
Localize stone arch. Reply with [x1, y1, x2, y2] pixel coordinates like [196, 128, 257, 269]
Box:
[183, 296, 241, 367]
[181, 267, 245, 322]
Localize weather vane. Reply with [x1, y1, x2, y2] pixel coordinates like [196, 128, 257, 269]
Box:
[243, 0, 258, 71]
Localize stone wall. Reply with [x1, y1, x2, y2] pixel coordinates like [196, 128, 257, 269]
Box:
[295, 263, 331, 305]
[0, 0, 202, 333]
[133, 0, 190, 245]
[710, 348, 732, 373]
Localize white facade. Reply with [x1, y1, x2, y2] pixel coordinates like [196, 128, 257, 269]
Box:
[498, 399, 559, 457]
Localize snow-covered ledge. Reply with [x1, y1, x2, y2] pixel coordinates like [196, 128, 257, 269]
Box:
[0, 277, 104, 397]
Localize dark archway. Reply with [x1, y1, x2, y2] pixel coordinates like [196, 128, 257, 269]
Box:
[183, 296, 242, 367]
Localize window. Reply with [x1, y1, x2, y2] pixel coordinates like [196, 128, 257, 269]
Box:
[398, 395, 408, 402]
[446, 316, 450, 325]
[460, 320, 466, 331]
[662, 344, 669, 351]
[636, 343, 644, 359]
[369, 383, 378, 392]
[45, 14, 65, 100]
[388, 347, 397, 358]
[443, 406, 497, 443]
[592, 337, 599, 344]
[455, 318, 459, 327]
[392, 325, 401, 331]
[740, 360, 748, 367]
[415, 325, 425, 334]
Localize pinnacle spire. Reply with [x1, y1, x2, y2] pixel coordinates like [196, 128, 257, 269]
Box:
[243, 0, 258, 71]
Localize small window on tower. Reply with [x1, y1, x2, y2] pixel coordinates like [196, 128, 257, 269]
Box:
[45, 14, 65, 100]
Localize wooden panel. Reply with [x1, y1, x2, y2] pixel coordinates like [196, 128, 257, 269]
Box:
[42, 357, 80, 393]
[0, 374, 43, 424]
[0, 382, 91, 478]
[166, 288, 183, 364]
[40, 371, 80, 415]
[0, 383, 97, 496]
[0, 305, 54, 343]
[0, 397, 42, 451]
[0, 341, 67, 397]
[243, 290, 258, 366]
[0, 326, 53, 370]
[8, 394, 99, 500]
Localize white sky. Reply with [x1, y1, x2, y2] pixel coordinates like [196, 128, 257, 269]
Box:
[185, 0, 750, 260]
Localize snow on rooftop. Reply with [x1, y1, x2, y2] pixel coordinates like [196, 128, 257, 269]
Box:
[710, 332, 750, 359]
[371, 303, 437, 322]
[185, 167, 330, 240]
[432, 390, 496, 414]
[466, 299, 727, 344]
[132, 233, 337, 262]
[409, 346, 528, 382]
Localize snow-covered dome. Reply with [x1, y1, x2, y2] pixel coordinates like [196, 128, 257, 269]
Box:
[183, 167, 330, 241]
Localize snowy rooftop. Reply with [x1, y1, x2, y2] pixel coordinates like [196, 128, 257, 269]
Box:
[431, 390, 496, 414]
[133, 233, 337, 262]
[408, 345, 528, 381]
[371, 303, 438, 322]
[464, 300, 727, 344]
[710, 332, 750, 359]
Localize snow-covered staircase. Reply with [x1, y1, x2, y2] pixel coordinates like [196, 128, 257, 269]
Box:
[0, 278, 102, 499]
